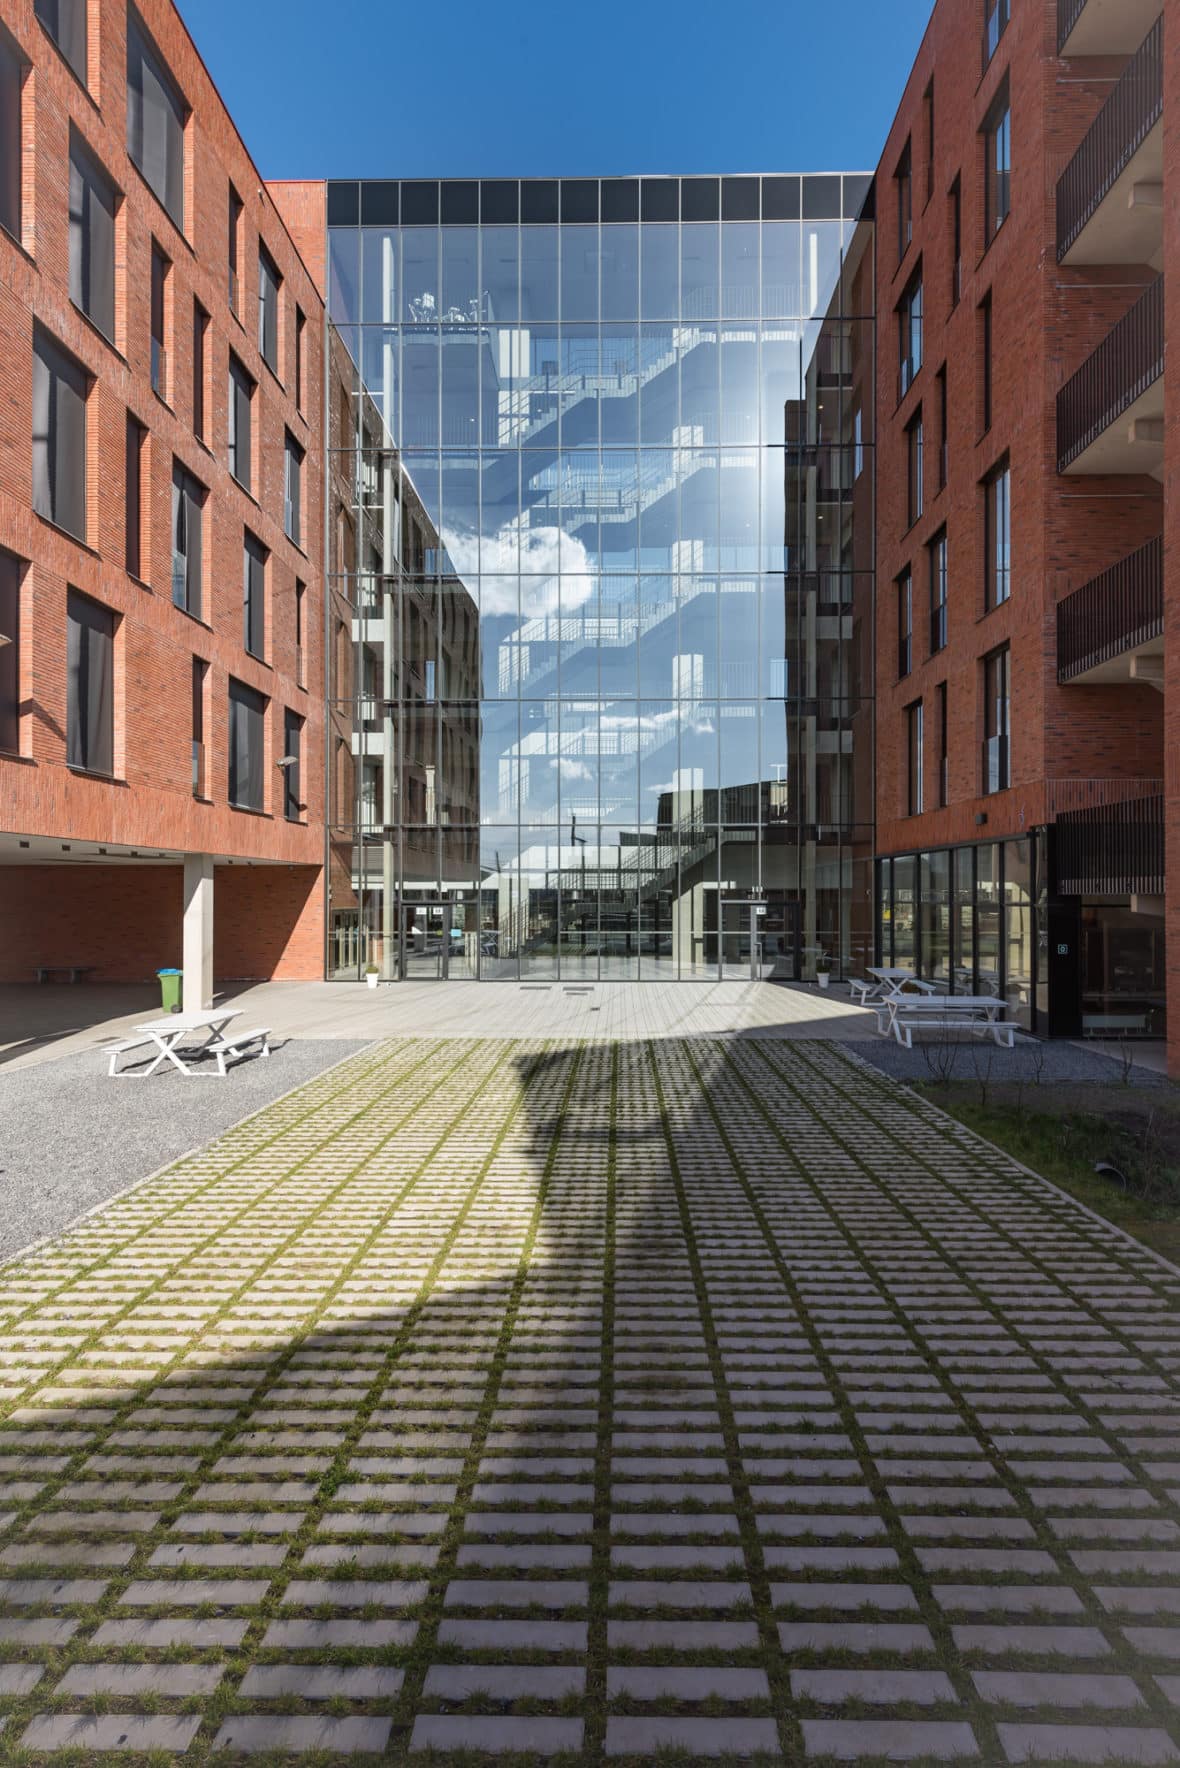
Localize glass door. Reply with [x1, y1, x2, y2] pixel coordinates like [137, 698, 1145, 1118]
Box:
[399, 901, 451, 980]
[720, 899, 758, 980]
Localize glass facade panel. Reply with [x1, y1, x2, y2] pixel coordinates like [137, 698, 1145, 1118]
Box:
[327, 177, 874, 979]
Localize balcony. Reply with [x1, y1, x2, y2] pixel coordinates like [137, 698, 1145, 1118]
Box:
[1057, 536, 1164, 683]
[1058, 20, 1163, 266]
[1056, 791, 1164, 896]
[1059, 0, 1161, 57]
[1056, 275, 1164, 476]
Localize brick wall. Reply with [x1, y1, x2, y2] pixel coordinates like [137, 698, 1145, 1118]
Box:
[0, 1, 328, 939]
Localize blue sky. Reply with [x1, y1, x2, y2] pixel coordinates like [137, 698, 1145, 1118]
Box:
[180, 0, 932, 182]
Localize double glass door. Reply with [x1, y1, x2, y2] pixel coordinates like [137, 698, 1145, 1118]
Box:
[718, 897, 800, 981]
[398, 901, 476, 980]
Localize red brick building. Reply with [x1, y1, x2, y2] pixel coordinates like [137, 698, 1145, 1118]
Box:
[872, 0, 1172, 1065]
[0, 0, 325, 1004]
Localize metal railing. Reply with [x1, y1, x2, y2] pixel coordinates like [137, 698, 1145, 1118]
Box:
[1057, 18, 1163, 261]
[1056, 792, 1164, 895]
[1057, 535, 1163, 681]
[1058, 0, 1087, 52]
[1056, 275, 1164, 470]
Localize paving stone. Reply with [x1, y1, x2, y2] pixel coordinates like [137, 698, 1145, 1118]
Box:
[0, 1664, 44, 1695]
[800, 1719, 979, 1760]
[212, 1717, 392, 1753]
[607, 1666, 770, 1699]
[260, 1618, 417, 1648]
[20, 1716, 202, 1752]
[119, 1578, 269, 1607]
[953, 1626, 1112, 1658]
[778, 1623, 935, 1654]
[973, 1672, 1143, 1709]
[997, 1724, 1179, 1763]
[424, 1665, 584, 1700]
[608, 1619, 760, 1649]
[56, 1665, 226, 1696]
[239, 1666, 404, 1698]
[90, 1618, 248, 1648]
[772, 1583, 920, 1613]
[605, 1716, 781, 1757]
[792, 1668, 957, 1705]
[934, 1586, 1085, 1616]
[437, 1619, 588, 1651]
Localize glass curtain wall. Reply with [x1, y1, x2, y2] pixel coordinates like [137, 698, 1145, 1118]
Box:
[326, 174, 875, 980]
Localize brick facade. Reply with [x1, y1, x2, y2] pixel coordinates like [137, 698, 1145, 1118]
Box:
[0, 0, 327, 982]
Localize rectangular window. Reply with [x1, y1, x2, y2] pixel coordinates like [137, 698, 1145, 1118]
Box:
[228, 676, 265, 811]
[295, 307, 306, 411]
[243, 529, 266, 657]
[282, 708, 302, 821]
[985, 457, 1011, 608]
[258, 244, 281, 374]
[125, 413, 145, 577]
[906, 410, 924, 528]
[984, 86, 1011, 241]
[295, 579, 306, 686]
[897, 569, 913, 678]
[171, 461, 204, 618]
[896, 139, 912, 262]
[983, 644, 1010, 793]
[0, 548, 20, 754]
[852, 406, 864, 479]
[227, 355, 253, 491]
[984, 0, 1009, 65]
[0, 30, 24, 243]
[32, 329, 89, 541]
[937, 681, 948, 808]
[899, 270, 923, 396]
[150, 243, 169, 398]
[929, 529, 948, 653]
[191, 655, 206, 796]
[69, 137, 117, 342]
[35, 0, 86, 80]
[936, 364, 948, 489]
[979, 291, 993, 433]
[66, 589, 114, 776]
[192, 301, 207, 441]
[284, 431, 303, 545]
[228, 183, 242, 313]
[906, 700, 924, 816]
[949, 175, 962, 307]
[923, 81, 935, 205]
[126, 10, 185, 228]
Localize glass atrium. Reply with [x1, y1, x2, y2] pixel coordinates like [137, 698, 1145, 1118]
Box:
[325, 174, 875, 981]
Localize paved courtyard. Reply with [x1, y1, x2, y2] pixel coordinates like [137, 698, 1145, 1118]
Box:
[1, 1036, 1180, 1762]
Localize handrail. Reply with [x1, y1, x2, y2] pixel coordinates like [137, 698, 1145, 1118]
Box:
[1056, 536, 1163, 680]
[1056, 275, 1163, 470]
[1057, 18, 1163, 261]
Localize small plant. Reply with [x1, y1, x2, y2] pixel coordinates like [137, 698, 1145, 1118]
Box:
[920, 1019, 961, 1087]
[364, 961, 379, 974]
[1118, 1031, 1136, 1086]
[815, 953, 832, 973]
[970, 1037, 995, 1109]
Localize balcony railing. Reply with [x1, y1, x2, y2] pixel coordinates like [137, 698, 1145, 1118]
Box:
[1056, 792, 1164, 895]
[1057, 535, 1163, 681]
[1058, 0, 1087, 53]
[1057, 19, 1163, 261]
[1056, 275, 1164, 471]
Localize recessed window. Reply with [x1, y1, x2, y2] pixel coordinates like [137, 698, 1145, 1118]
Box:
[983, 644, 1010, 794]
[906, 700, 924, 816]
[0, 547, 21, 754]
[295, 307, 306, 411]
[282, 708, 302, 821]
[172, 461, 204, 618]
[984, 0, 1009, 66]
[923, 82, 935, 205]
[949, 176, 962, 307]
[0, 30, 27, 244]
[69, 135, 118, 343]
[126, 10, 186, 229]
[897, 569, 913, 679]
[228, 183, 242, 314]
[852, 406, 864, 479]
[32, 329, 89, 542]
[228, 355, 253, 492]
[258, 244, 281, 374]
[896, 139, 912, 263]
[191, 656, 207, 796]
[936, 364, 948, 489]
[898, 269, 923, 397]
[243, 529, 266, 658]
[979, 291, 994, 433]
[937, 681, 948, 808]
[929, 529, 948, 653]
[125, 413, 145, 577]
[906, 410, 924, 528]
[983, 85, 1011, 241]
[35, 0, 86, 80]
[228, 676, 265, 811]
[295, 579, 306, 686]
[284, 431, 303, 545]
[984, 457, 1011, 609]
[150, 243, 169, 398]
[66, 589, 115, 776]
[192, 300, 208, 441]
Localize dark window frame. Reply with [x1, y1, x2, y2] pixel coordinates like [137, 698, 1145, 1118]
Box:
[0, 547, 21, 755]
[898, 266, 923, 397]
[906, 698, 924, 817]
[258, 243, 281, 375]
[227, 354, 254, 492]
[125, 412, 145, 578]
[126, 8, 187, 231]
[284, 430, 303, 546]
[32, 327, 90, 543]
[929, 527, 948, 654]
[983, 83, 1012, 242]
[243, 528, 267, 659]
[35, 0, 86, 82]
[68, 131, 118, 343]
[0, 27, 25, 245]
[906, 408, 924, 529]
[282, 707, 303, 821]
[171, 459, 205, 619]
[983, 643, 1011, 794]
[896, 138, 913, 263]
[937, 680, 949, 809]
[192, 299, 208, 441]
[984, 455, 1011, 610]
[66, 587, 115, 777]
[228, 675, 266, 812]
[150, 241, 169, 399]
[897, 569, 913, 679]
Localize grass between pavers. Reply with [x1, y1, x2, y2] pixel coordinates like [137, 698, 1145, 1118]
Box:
[910, 1079, 1180, 1261]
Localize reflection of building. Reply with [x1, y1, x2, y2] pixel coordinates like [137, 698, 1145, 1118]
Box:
[311, 173, 876, 981]
[871, 0, 1173, 1059]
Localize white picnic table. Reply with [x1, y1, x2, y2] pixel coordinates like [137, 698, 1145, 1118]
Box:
[881, 993, 1014, 1049]
[850, 967, 941, 1005]
[108, 1009, 242, 1077]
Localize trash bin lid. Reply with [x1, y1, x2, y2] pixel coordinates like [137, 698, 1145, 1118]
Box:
[157, 968, 182, 976]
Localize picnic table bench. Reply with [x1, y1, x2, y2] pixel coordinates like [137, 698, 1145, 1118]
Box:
[880, 993, 1016, 1050]
[106, 1009, 269, 1077]
[34, 965, 95, 984]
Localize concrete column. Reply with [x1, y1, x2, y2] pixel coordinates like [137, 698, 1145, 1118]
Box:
[182, 854, 214, 1012]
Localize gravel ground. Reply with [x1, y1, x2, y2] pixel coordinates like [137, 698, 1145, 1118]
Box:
[0, 1038, 372, 1262]
[848, 1035, 1172, 1087]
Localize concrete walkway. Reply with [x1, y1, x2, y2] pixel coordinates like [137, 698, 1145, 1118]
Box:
[0, 977, 878, 1071]
[1, 1037, 1179, 1761]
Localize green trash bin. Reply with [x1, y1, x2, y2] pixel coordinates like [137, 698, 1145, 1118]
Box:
[157, 968, 182, 1013]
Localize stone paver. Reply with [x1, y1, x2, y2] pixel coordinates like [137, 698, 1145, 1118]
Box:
[2, 1035, 1180, 1761]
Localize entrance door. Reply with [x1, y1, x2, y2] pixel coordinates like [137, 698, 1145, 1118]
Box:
[720, 900, 762, 981]
[399, 901, 452, 980]
[760, 897, 800, 980]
